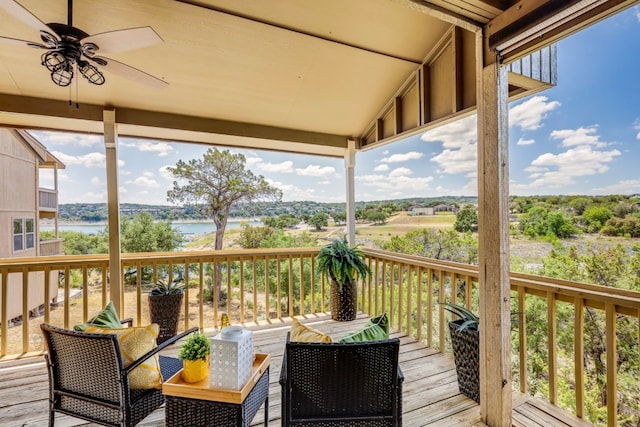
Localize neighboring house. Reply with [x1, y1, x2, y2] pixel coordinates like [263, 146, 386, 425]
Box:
[408, 204, 434, 216]
[0, 129, 65, 323]
[433, 203, 459, 214]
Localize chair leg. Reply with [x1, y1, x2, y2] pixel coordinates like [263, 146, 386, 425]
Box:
[263, 395, 268, 427]
[49, 409, 55, 427]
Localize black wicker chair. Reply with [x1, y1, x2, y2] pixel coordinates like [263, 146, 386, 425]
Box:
[40, 320, 197, 427]
[279, 333, 404, 426]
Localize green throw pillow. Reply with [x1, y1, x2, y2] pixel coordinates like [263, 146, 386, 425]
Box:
[340, 312, 389, 343]
[74, 301, 122, 331]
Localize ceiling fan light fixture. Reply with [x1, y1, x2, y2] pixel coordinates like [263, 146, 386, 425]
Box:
[79, 61, 105, 85]
[50, 63, 73, 87]
[41, 51, 67, 72]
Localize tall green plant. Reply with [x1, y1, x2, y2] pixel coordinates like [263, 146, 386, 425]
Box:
[315, 237, 370, 291]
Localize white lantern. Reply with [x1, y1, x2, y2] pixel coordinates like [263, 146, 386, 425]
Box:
[210, 325, 254, 390]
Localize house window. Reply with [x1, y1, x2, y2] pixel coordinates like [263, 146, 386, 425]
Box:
[13, 219, 23, 251]
[13, 218, 35, 252]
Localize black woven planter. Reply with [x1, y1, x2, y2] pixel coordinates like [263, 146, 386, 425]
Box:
[148, 292, 184, 344]
[449, 318, 480, 403]
[330, 279, 357, 321]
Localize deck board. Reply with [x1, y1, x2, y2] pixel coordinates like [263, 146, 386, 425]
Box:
[0, 313, 592, 427]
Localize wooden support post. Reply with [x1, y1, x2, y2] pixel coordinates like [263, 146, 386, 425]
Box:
[477, 38, 512, 425]
[104, 108, 123, 316]
[345, 139, 356, 246]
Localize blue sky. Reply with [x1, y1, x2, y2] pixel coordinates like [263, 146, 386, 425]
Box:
[36, 6, 640, 205]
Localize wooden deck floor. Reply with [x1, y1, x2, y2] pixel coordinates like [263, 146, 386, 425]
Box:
[0, 314, 591, 427]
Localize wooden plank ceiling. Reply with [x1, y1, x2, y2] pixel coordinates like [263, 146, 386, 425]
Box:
[0, 0, 636, 156]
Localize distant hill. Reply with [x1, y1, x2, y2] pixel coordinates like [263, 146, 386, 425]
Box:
[57, 197, 478, 222]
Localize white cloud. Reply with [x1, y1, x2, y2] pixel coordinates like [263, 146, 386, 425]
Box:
[32, 130, 102, 147]
[318, 180, 331, 185]
[388, 167, 413, 177]
[422, 115, 477, 176]
[550, 126, 607, 148]
[266, 178, 317, 201]
[380, 151, 424, 163]
[90, 176, 101, 185]
[159, 165, 174, 180]
[374, 164, 389, 172]
[121, 139, 174, 157]
[295, 164, 336, 177]
[51, 151, 125, 168]
[254, 160, 294, 173]
[635, 6, 640, 22]
[509, 96, 560, 131]
[517, 138, 535, 146]
[132, 176, 160, 188]
[357, 173, 433, 193]
[635, 120, 640, 140]
[592, 179, 640, 194]
[245, 156, 263, 166]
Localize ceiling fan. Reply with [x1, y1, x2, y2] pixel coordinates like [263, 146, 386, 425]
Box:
[0, 0, 168, 88]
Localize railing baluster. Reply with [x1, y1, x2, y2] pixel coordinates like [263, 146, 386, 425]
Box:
[575, 297, 584, 418]
[1, 268, 7, 356]
[277, 256, 282, 318]
[547, 291, 557, 404]
[438, 269, 445, 352]
[44, 266, 51, 324]
[427, 268, 433, 348]
[239, 259, 244, 323]
[198, 259, 204, 331]
[416, 268, 423, 342]
[22, 268, 29, 353]
[518, 287, 527, 394]
[265, 256, 270, 320]
[381, 261, 387, 315]
[406, 265, 412, 335]
[136, 262, 143, 326]
[184, 261, 190, 330]
[298, 255, 303, 316]
[288, 256, 293, 316]
[82, 264, 88, 322]
[253, 256, 258, 321]
[605, 303, 617, 427]
[63, 266, 70, 329]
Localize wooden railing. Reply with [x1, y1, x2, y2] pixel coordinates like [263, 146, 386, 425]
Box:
[1, 247, 638, 425]
[361, 248, 640, 427]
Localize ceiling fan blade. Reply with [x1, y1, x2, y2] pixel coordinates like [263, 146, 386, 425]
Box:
[0, 0, 59, 40]
[0, 34, 47, 48]
[83, 27, 162, 54]
[93, 56, 168, 88]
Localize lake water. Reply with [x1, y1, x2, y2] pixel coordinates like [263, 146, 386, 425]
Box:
[40, 219, 262, 236]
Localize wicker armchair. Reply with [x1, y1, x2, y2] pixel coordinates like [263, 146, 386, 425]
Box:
[40, 321, 197, 427]
[279, 333, 404, 426]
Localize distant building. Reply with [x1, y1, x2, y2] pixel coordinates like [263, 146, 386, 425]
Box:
[433, 203, 459, 214]
[408, 204, 434, 216]
[0, 129, 65, 323]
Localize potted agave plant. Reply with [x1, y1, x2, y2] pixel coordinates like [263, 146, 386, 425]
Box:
[178, 331, 210, 383]
[148, 277, 185, 344]
[316, 237, 370, 321]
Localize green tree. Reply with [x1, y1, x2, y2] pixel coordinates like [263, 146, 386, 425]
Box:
[120, 212, 183, 253]
[308, 212, 329, 231]
[382, 228, 478, 264]
[166, 148, 282, 302]
[166, 148, 282, 251]
[582, 206, 613, 233]
[332, 211, 346, 225]
[454, 204, 478, 232]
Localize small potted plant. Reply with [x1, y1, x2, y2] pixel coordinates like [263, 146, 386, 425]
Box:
[178, 331, 210, 383]
[148, 277, 185, 344]
[316, 236, 370, 321]
[443, 302, 479, 403]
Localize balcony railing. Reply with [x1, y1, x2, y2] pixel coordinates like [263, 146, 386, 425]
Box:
[39, 239, 64, 256]
[1, 247, 639, 426]
[38, 188, 57, 211]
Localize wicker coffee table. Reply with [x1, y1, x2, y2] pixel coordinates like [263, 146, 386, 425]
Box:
[162, 353, 270, 426]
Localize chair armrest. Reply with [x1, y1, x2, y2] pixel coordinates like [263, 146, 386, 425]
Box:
[278, 332, 291, 386]
[125, 327, 198, 375]
[397, 364, 405, 384]
[120, 318, 133, 327]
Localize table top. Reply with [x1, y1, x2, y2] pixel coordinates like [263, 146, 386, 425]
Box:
[162, 353, 270, 404]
